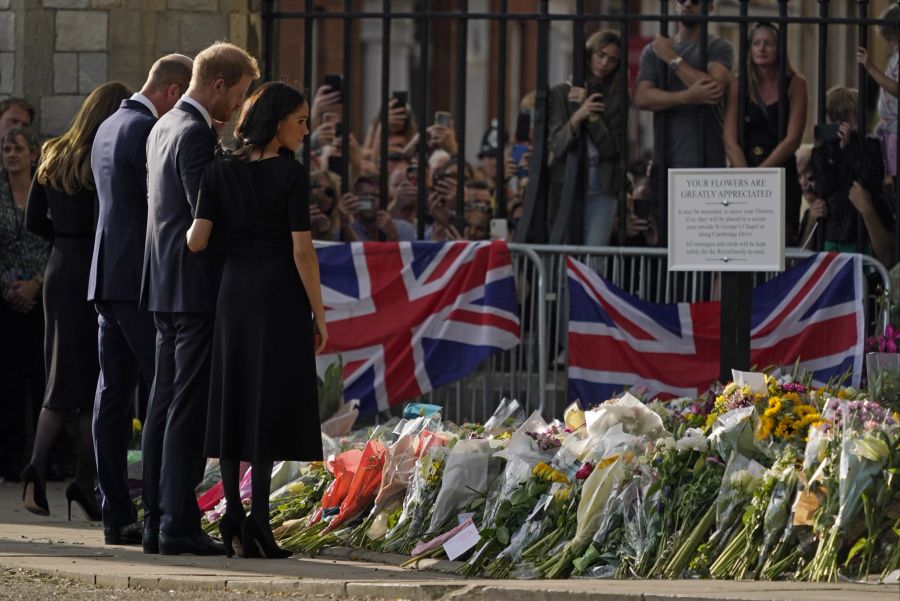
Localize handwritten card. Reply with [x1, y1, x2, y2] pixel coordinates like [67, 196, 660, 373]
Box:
[443, 520, 480, 561]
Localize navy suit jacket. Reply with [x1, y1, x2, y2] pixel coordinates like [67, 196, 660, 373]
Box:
[89, 99, 157, 302]
[140, 100, 220, 313]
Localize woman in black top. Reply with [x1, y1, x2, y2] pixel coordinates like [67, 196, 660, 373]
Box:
[187, 82, 328, 559]
[724, 23, 807, 244]
[20, 82, 130, 521]
[0, 127, 48, 485]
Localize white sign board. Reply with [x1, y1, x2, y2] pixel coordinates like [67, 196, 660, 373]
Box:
[668, 168, 785, 272]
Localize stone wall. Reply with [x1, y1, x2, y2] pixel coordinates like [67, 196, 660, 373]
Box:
[0, 0, 261, 137]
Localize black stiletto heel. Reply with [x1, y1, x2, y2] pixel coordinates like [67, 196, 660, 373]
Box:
[65, 481, 101, 521]
[241, 518, 291, 559]
[21, 465, 49, 516]
[218, 514, 245, 558]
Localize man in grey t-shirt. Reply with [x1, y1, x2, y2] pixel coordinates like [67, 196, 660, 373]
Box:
[634, 0, 734, 168]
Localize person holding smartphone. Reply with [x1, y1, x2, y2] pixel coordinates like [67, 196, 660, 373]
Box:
[547, 30, 625, 246]
[336, 172, 415, 242]
[810, 87, 895, 267]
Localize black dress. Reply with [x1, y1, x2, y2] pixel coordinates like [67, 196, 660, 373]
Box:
[200, 154, 323, 462]
[25, 181, 99, 411]
[744, 78, 802, 242]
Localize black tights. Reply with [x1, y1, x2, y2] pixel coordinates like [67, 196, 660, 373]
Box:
[30, 407, 94, 491]
[220, 459, 273, 535]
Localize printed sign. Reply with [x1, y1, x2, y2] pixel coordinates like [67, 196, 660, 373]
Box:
[668, 168, 785, 271]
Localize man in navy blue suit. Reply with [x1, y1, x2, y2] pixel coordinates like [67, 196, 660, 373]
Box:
[90, 54, 193, 546]
[141, 42, 258, 556]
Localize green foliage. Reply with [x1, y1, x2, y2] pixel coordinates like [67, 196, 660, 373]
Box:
[318, 356, 344, 422]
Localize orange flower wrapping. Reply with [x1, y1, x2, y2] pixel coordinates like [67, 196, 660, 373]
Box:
[309, 449, 363, 525]
[325, 439, 388, 532]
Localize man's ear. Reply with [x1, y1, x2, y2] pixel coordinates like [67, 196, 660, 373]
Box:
[212, 78, 226, 94]
[168, 83, 182, 99]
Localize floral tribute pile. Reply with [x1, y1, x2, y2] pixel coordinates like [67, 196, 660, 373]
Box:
[199, 376, 900, 582]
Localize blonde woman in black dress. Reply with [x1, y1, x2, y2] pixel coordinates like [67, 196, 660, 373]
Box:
[186, 82, 327, 558]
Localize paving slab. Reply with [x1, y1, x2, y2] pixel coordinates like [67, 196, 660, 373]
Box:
[0, 480, 897, 600]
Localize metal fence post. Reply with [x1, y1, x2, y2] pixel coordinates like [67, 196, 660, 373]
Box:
[455, 0, 469, 216]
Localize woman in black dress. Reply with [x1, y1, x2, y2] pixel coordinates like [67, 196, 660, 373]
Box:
[0, 127, 48, 485]
[187, 82, 328, 559]
[723, 22, 808, 244]
[21, 82, 131, 520]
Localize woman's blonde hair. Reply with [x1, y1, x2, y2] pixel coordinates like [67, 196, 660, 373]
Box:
[37, 81, 131, 194]
[747, 23, 796, 100]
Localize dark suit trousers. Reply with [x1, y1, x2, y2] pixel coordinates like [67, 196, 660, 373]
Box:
[142, 312, 212, 536]
[92, 301, 156, 528]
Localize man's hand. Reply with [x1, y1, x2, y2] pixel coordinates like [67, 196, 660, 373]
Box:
[375, 210, 399, 241]
[337, 193, 359, 224]
[684, 78, 723, 105]
[651, 34, 677, 63]
[313, 122, 336, 148]
[849, 181, 874, 217]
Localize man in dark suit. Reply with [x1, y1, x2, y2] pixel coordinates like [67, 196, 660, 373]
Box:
[90, 54, 193, 547]
[141, 42, 258, 556]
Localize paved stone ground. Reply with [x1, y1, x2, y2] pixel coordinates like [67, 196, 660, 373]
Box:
[0, 479, 898, 601]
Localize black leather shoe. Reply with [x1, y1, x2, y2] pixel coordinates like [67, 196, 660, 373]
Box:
[104, 522, 143, 545]
[158, 531, 226, 556]
[143, 517, 159, 555]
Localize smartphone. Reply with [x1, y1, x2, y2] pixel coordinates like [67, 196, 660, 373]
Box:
[392, 90, 408, 108]
[490, 218, 509, 241]
[511, 143, 529, 179]
[814, 123, 841, 142]
[406, 164, 418, 185]
[323, 74, 343, 102]
[356, 195, 376, 211]
[434, 110, 452, 127]
[633, 196, 652, 220]
[514, 111, 531, 143]
[586, 82, 604, 99]
[327, 155, 343, 175]
[334, 122, 343, 138]
[323, 112, 338, 124]
[450, 214, 466, 235]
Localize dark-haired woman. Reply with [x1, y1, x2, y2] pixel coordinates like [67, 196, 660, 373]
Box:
[0, 127, 47, 484]
[186, 82, 327, 559]
[724, 23, 807, 244]
[21, 81, 131, 521]
[547, 30, 625, 246]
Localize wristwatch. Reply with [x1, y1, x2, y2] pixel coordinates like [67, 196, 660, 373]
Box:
[669, 56, 683, 71]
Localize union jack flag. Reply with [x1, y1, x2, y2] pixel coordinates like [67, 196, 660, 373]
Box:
[567, 252, 865, 403]
[316, 241, 521, 414]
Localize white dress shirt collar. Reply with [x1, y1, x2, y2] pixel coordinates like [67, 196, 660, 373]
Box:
[181, 95, 213, 128]
[130, 92, 158, 119]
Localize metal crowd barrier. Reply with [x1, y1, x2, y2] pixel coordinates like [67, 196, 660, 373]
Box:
[433, 245, 892, 424]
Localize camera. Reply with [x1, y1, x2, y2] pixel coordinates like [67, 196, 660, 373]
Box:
[814, 123, 841, 143]
[434, 111, 451, 128]
[357, 195, 377, 222]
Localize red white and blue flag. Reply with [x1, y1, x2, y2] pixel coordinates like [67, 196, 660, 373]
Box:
[567, 252, 865, 404]
[316, 241, 521, 414]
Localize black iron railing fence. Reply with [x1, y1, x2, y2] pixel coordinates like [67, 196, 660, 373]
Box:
[261, 0, 900, 258]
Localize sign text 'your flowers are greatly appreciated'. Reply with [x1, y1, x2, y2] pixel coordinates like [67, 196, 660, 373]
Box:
[667, 168, 785, 272]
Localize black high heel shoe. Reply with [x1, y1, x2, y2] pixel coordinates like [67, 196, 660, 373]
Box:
[218, 513, 245, 558]
[21, 465, 49, 516]
[65, 481, 101, 521]
[241, 518, 291, 559]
